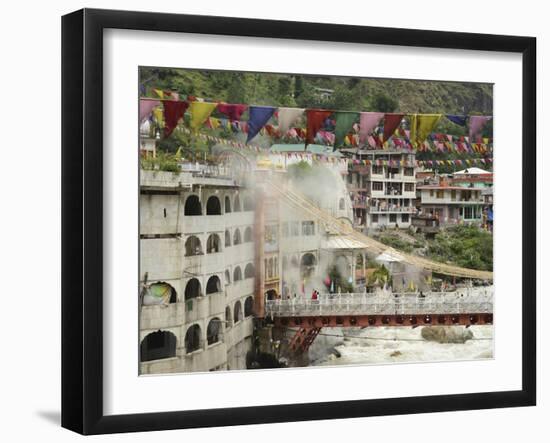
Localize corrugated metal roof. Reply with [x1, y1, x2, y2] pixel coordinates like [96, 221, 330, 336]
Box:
[323, 235, 370, 250]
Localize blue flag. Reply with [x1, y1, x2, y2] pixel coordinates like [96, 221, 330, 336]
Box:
[445, 114, 467, 126]
[247, 106, 275, 143]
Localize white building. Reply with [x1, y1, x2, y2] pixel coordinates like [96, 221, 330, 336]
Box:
[347, 149, 417, 230]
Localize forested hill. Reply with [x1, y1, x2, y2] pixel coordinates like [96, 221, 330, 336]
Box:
[140, 67, 493, 116]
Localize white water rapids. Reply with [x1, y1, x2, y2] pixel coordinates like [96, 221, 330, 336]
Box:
[309, 325, 494, 367]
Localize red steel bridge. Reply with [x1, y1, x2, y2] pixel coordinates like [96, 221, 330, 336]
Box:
[265, 287, 493, 353]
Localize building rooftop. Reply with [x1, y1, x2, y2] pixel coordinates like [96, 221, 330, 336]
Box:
[270, 144, 343, 157]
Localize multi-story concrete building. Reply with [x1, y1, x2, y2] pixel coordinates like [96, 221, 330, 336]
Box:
[139, 154, 369, 374]
[346, 149, 417, 230]
[416, 168, 492, 226]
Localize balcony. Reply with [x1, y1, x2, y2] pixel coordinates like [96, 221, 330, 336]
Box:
[140, 302, 186, 331]
[226, 279, 255, 301]
[368, 206, 415, 214]
[185, 292, 225, 324]
[225, 317, 254, 349]
[181, 214, 226, 234]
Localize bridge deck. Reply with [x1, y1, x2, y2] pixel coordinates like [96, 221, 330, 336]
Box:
[265, 288, 493, 318]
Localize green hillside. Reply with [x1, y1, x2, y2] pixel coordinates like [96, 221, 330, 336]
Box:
[139, 67, 493, 116]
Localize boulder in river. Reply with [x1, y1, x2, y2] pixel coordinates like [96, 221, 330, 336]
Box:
[421, 326, 473, 344]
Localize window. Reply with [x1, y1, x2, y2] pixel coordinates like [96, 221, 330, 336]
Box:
[372, 165, 383, 175]
[436, 190, 444, 199]
[451, 190, 457, 200]
[206, 233, 221, 254]
[401, 214, 409, 223]
[389, 214, 397, 223]
[184, 325, 202, 353]
[430, 189, 434, 197]
[244, 297, 254, 317]
[302, 221, 315, 236]
[244, 226, 253, 243]
[404, 183, 414, 192]
[233, 266, 242, 282]
[224, 195, 231, 213]
[184, 236, 202, 256]
[464, 206, 473, 219]
[404, 167, 414, 176]
[371, 214, 379, 223]
[184, 195, 202, 215]
[206, 275, 221, 294]
[244, 263, 255, 279]
[225, 230, 231, 247]
[233, 228, 241, 245]
[206, 196, 221, 215]
[372, 182, 383, 191]
[140, 330, 177, 362]
[207, 318, 222, 345]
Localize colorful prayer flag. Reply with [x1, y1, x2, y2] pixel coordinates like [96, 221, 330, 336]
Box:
[190, 102, 218, 132]
[333, 111, 359, 150]
[383, 114, 404, 142]
[306, 109, 333, 146]
[246, 106, 276, 143]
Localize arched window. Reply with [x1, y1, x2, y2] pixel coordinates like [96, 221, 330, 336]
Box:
[184, 195, 201, 216]
[207, 317, 222, 345]
[206, 275, 221, 295]
[184, 278, 201, 300]
[184, 324, 202, 354]
[225, 306, 232, 327]
[244, 296, 254, 317]
[225, 229, 231, 247]
[140, 330, 176, 362]
[243, 196, 254, 211]
[206, 233, 221, 254]
[233, 228, 242, 245]
[339, 198, 345, 210]
[142, 282, 177, 305]
[234, 195, 241, 212]
[206, 196, 221, 215]
[185, 235, 202, 256]
[233, 301, 242, 323]
[225, 269, 231, 286]
[300, 253, 317, 278]
[244, 226, 253, 243]
[224, 195, 231, 213]
[233, 266, 242, 282]
[244, 263, 255, 279]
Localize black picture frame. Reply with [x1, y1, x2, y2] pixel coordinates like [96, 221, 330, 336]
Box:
[62, 8, 536, 435]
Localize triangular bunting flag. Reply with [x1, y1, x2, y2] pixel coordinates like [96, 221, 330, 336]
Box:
[383, 114, 404, 142]
[359, 112, 384, 145]
[139, 99, 160, 124]
[469, 115, 492, 143]
[163, 100, 189, 137]
[217, 103, 248, 121]
[410, 114, 442, 147]
[190, 102, 218, 132]
[246, 106, 276, 143]
[306, 109, 333, 147]
[334, 112, 359, 150]
[278, 107, 305, 136]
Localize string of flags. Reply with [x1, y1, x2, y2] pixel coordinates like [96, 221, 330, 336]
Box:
[177, 125, 492, 169]
[139, 92, 493, 152]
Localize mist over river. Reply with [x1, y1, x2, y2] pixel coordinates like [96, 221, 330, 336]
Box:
[308, 325, 494, 367]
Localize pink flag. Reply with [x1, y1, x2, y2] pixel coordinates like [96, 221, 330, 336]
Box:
[139, 99, 160, 123]
[359, 112, 384, 144]
[469, 116, 492, 143]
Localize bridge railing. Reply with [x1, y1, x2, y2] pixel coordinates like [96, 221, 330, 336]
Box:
[265, 289, 493, 317]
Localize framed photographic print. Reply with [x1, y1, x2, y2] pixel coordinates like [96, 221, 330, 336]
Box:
[61, 8, 536, 435]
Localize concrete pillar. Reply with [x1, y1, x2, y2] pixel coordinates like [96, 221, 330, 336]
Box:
[253, 186, 266, 317]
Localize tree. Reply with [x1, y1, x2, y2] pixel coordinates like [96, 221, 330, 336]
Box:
[370, 92, 399, 112]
